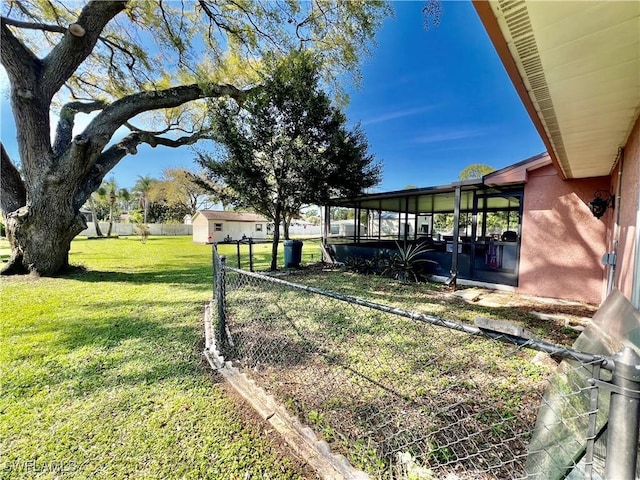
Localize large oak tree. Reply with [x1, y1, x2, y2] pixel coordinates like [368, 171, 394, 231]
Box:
[0, 0, 390, 275]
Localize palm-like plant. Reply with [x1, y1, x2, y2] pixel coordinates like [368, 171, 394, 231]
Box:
[383, 241, 434, 283]
[87, 193, 104, 237]
[106, 181, 117, 237]
[118, 188, 132, 213]
[89, 178, 122, 237]
[133, 176, 154, 224]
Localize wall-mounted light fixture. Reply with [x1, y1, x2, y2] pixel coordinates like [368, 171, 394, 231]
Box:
[589, 190, 614, 219]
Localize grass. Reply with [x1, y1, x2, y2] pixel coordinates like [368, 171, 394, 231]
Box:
[292, 270, 592, 344]
[0, 236, 312, 479]
[217, 266, 596, 477]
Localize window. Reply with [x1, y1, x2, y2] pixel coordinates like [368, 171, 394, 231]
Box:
[256, 224, 263, 232]
[214, 223, 223, 232]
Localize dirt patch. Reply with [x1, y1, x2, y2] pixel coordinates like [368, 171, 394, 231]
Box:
[450, 286, 596, 344]
[451, 287, 596, 318]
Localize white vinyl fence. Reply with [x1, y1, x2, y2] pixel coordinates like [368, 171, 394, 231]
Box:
[80, 222, 192, 237]
[280, 224, 322, 236]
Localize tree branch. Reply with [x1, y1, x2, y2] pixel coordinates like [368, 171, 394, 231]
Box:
[99, 34, 137, 69]
[0, 143, 27, 216]
[41, 0, 127, 100]
[109, 129, 213, 161]
[226, 0, 283, 52]
[82, 83, 257, 162]
[197, 1, 245, 40]
[3, 10, 137, 68]
[130, 130, 214, 151]
[53, 100, 107, 155]
[73, 129, 213, 210]
[0, 17, 42, 85]
[125, 121, 180, 136]
[1, 16, 67, 33]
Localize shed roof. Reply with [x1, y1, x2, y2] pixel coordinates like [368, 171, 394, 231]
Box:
[194, 210, 268, 222]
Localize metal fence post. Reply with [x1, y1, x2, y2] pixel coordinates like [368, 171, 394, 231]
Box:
[236, 240, 241, 269]
[249, 238, 254, 272]
[212, 243, 217, 299]
[604, 346, 640, 479]
[216, 255, 227, 345]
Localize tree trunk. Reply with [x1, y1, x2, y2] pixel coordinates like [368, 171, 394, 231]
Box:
[283, 218, 290, 240]
[87, 197, 103, 237]
[143, 197, 149, 224]
[2, 195, 86, 276]
[107, 203, 114, 237]
[270, 209, 281, 271]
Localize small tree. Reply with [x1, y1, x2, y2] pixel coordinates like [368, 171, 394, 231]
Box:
[458, 164, 495, 180]
[153, 168, 214, 220]
[104, 178, 118, 237]
[86, 193, 104, 238]
[132, 176, 156, 224]
[86, 177, 122, 237]
[198, 51, 381, 270]
[331, 207, 354, 221]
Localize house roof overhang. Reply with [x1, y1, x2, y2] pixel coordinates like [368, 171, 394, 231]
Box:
[330, 178, 524, 214]
[330, 180, 480, 213]
[483, 151, 551, 186]
[473, 0, 640, 180]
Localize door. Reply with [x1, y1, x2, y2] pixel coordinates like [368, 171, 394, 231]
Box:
[471, 190, 524, 286]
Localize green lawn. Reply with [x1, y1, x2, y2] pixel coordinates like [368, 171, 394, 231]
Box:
[0, 236, 312, 479]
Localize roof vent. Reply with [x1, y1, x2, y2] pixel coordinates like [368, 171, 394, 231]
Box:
[496, 0, 571, 176]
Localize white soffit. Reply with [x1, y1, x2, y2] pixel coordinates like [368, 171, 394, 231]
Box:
[492, 1, 640, 179]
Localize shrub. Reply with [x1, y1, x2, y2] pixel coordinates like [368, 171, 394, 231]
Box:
[344, 255, 374, 275]
[383, 241, 434, 283]
[134, 223, 150, 243]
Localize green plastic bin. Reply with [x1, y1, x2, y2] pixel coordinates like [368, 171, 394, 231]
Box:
[284, 240, 303, 268]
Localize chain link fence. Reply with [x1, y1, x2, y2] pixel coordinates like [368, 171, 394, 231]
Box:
[207, 248, 639, 479]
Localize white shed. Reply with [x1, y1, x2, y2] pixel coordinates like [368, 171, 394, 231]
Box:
[192, 210, 269, 243]
[329, 220, 368, 237]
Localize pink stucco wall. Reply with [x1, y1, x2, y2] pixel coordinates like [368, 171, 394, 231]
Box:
[613, 115, 640, 301]
[518, 164, 611, 304]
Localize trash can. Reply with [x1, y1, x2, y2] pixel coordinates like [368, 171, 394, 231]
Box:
[284, 239, 303, 268]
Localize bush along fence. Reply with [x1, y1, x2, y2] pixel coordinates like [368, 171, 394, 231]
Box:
[205, 247, 640, 479]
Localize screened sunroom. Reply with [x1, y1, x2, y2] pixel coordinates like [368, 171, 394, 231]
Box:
[322, 179, 525, 287]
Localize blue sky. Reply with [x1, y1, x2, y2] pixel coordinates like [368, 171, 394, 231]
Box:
[0, 1, 544, 192]
[352, 1, 544, 190]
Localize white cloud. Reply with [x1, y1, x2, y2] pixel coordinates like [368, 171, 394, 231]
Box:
[413, 127, 490, 144]
[361, 105, 436, 126]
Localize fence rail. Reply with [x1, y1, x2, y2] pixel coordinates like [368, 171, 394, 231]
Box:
[208, 247, 639, 479]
